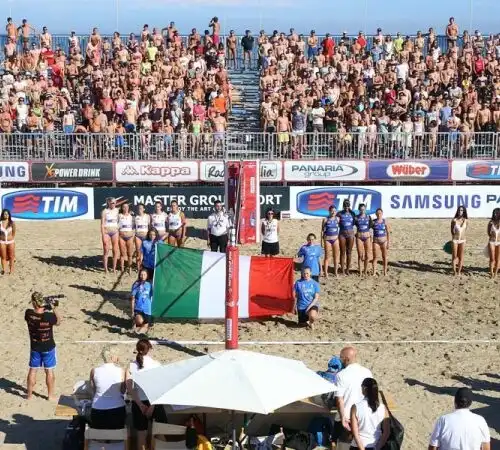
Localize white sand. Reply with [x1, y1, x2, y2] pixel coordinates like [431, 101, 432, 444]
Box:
[0, 219, 499, 450]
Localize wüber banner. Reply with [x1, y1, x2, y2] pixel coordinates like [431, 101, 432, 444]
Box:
[368, 160, 450, 181]
[289, 185, 500, 219]
[451, 160, 500, 181]
[31, 161, 114, 183]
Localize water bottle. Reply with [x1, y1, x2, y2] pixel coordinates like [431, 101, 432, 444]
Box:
[249, 211, 256, 228]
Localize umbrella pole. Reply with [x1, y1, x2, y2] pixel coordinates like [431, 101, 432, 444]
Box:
[231, 410, 237, 450]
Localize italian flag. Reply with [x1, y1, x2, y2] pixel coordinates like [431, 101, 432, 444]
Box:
[152, 244, 294, 319]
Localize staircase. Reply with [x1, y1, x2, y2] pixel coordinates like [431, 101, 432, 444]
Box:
[226, 69, 263, 158]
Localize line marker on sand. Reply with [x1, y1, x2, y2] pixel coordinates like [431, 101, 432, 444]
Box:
[70, 339, 498, 345]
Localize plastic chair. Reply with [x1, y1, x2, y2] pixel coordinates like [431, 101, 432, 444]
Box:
[151, 422, 188, 450]
[83, 426, 128, 450]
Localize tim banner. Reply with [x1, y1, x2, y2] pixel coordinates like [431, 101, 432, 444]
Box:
[200, 161, 283, 182]
[0, 188, 94, 220]
[0, 162, 29, 182]
[31, 161, 114, 183]
[115, 161, 198, 182]
[93, 186, 289, 219]
[283, 160, 366, 182]
[451, 160, 500, 181]
[368, 160, 449, 181]
[289, 185, 500, 219]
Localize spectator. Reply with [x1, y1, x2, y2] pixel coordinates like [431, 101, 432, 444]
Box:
[429, 387, 490, 450]
[350, 378, 390, 450]
[334, 346, 373, 450]
[241, 30, 255, 70]
[89, 345, 126, 430]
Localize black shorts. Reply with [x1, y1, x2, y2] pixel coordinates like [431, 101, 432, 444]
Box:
[261, 241, 279, 256]
[209, 234, 228, 253]
[132, 401, 168, 431]
[90, 406, 126, 430]
[298, 306, 319, 324]
[134, 310, 153, 324]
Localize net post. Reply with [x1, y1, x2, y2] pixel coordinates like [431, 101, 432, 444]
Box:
[225, 227, 239, 350]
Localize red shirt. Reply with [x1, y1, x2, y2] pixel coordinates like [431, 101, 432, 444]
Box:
[322, 38, 335, 56]
[356, 36, 367, 48]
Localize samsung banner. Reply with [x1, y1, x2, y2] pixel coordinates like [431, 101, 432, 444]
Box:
[289, 185, 500, 219]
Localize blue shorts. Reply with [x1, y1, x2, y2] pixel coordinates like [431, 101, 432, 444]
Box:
[30, 348, 57, 369]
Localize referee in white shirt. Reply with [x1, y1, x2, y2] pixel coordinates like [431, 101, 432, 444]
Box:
[429, 387, 490, 450]
[207, 201, 231, 252]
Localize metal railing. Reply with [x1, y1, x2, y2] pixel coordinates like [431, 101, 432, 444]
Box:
[0, 131, 497, 160]
[0, 33, 458, 64]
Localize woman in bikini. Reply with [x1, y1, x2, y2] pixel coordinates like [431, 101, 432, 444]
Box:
[0, 209, 16, 275]
[321, 206, 340, 277]
[451, 206, 468, 276]
[118, 203, 135, 275]
[134, 203, 150, 269]
[101, 197, 120, 274]
[355, 203, 372, 277]
[337, 199, 356, 275]
[372, 208, 390, 276]
[151, 201, 168, 242]
[487, 207, 500, 278]
[167, 200, 187, 247]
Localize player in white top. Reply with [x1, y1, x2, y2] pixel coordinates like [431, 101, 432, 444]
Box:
[261, 208, 280, 257]
[125, 339, 164, 450]
[487, 207, 500, 278]
[0, 208, 16, 275]
[118, 203, 135, 274]
[134, 203, 151, 267]
[167, 200, 187, 247]
[101, 197, 120, 274]
[151, 201, 168, 242]
[451, 206, 468, 276]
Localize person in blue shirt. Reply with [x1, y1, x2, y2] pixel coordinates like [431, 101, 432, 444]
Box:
[293, 267, 320, 329]
[140, 228, 157, 279]
[131, 268, 154, 333]
[355, 203, 373, 277]
[297, 233, 323, 282]
[337, 199, 356, 275]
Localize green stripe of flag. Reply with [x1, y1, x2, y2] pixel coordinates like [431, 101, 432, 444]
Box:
[152, 244, 203, 318]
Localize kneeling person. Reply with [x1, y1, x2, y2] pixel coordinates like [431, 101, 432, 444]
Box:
[131, 269, 153, 333]
[293, 267, 320, 329]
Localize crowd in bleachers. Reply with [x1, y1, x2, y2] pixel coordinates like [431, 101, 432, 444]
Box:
[0, 17, 231, 158]
[259, 19, 500, 158]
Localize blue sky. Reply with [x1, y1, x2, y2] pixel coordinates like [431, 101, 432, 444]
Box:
[5, 0, 500, 36]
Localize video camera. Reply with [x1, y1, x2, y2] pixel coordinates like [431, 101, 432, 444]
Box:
[43, 294, 65, 310]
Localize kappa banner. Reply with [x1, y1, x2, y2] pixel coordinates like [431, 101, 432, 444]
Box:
[368, 160, 449, 181]
[283, 160, 366, 181]
[289, 185, 500, 219]
[152, 244, 294, 319]
[115, 161, 198, 182]
[451, 160, 500, 181]
[31, 161, 113, 183]
[93, 186, 290, 219]
[0, 162, 29, 182]
[200, 161, 283, 182]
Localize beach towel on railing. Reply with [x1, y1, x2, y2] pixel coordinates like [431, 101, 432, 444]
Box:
[152, 244, 294, 319]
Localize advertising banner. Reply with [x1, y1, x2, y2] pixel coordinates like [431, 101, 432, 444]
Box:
[200, 161, 282, 182]
[451, 160, 500, 181]
[283, 160, 366, 182]
[93, 186, 289, 219]
[368, 160, 449, 181]
[289, 185, 500, 219]
[31, 161, 113, 183]
[0, 188, 94, 220]
[115, 161, 198, 183]
[0, 161, 30, 182]
[238, 161, 259, 244]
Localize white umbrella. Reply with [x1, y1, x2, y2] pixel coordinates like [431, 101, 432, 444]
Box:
[133, 349, 335, 415]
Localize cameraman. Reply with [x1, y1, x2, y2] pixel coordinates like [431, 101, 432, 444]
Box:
[25, 292, 61, 401]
